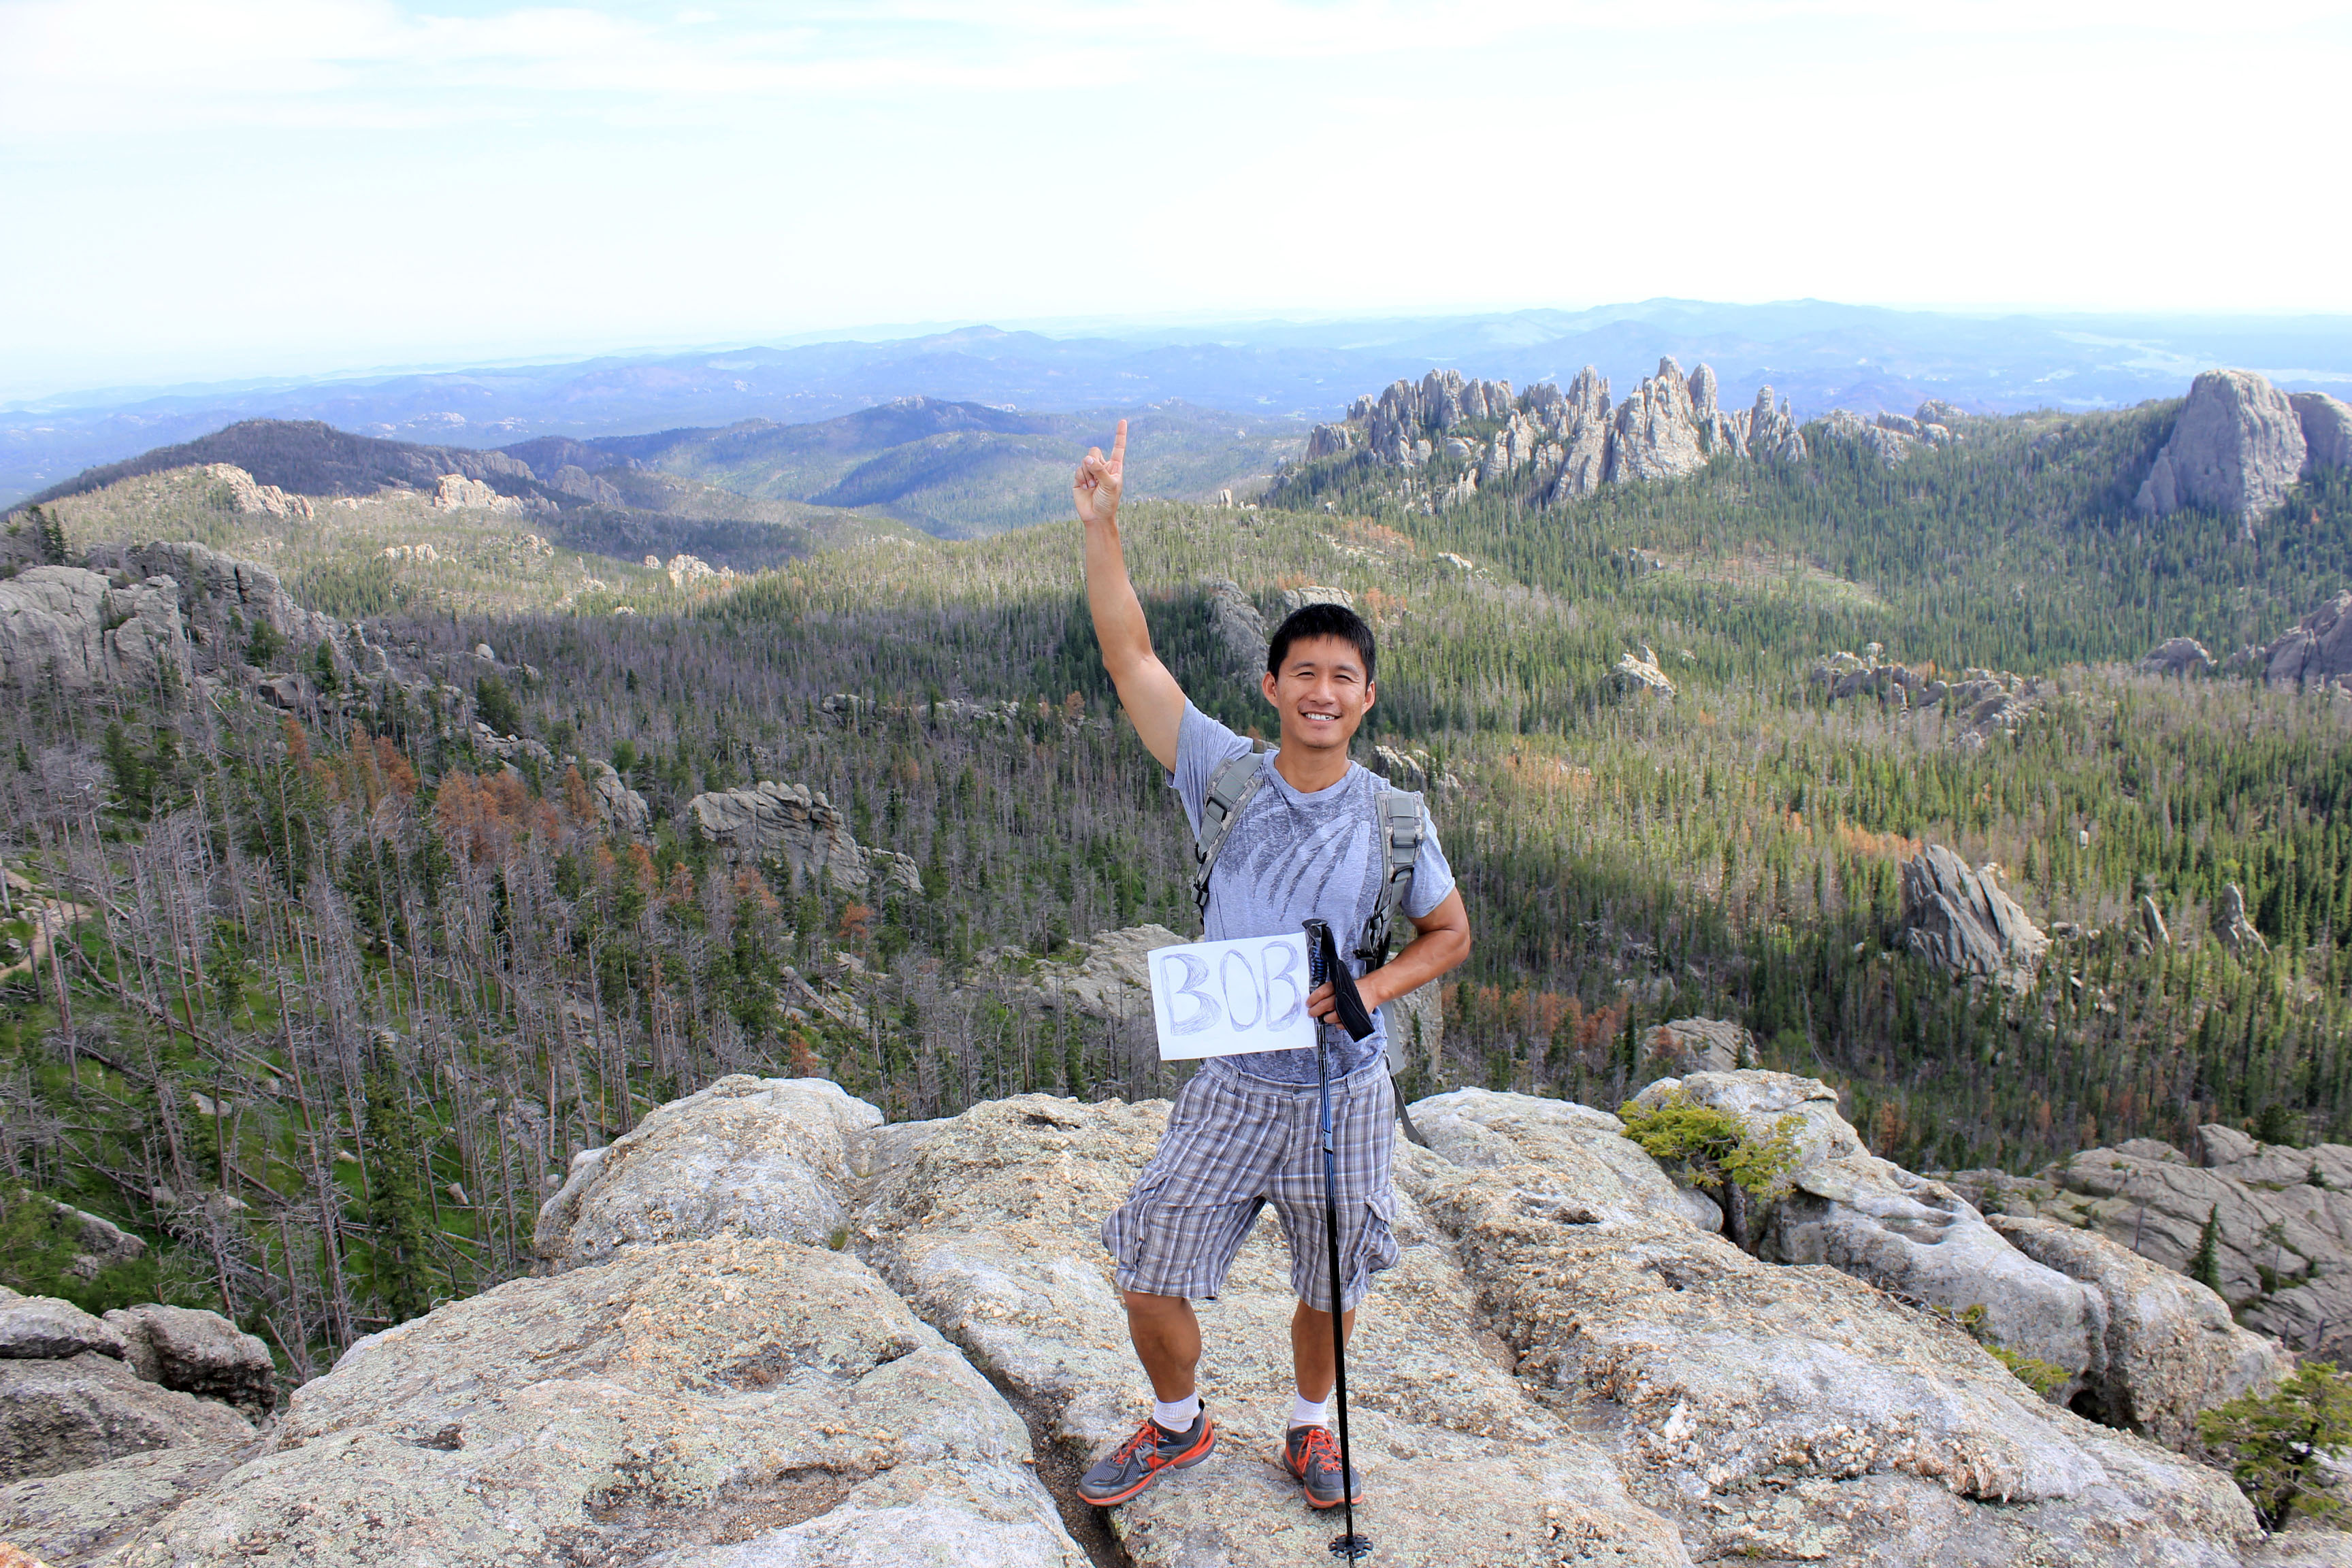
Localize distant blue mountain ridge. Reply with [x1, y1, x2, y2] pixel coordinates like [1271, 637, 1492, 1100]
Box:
[7, 298, 2351, 505]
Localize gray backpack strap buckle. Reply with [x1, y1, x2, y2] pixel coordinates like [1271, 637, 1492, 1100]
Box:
[1191, 746, 1269, 926]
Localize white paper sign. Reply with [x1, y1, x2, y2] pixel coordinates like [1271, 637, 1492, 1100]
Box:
[1148, 932, 1317, 1061]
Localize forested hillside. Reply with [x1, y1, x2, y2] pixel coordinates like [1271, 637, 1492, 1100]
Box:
[7, 382, 2352, 1377]
[536, 395, 1304, 536]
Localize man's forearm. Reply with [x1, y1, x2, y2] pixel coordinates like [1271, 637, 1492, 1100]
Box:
[1360, 926, 1470, 1011]
[1083, 519, 1154, 675]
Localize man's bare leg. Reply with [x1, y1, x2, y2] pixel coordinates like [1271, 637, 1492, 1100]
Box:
[1290, 1301, 1357, 1401]
[1123, 1290, 1203, 1402]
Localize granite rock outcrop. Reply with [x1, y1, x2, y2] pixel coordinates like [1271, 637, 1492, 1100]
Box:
[0, 568, 191, 693]
[1201, 576, 1267, 670]
[114, 1237, 1085, 1568]
[1812, 648, 2044, 745]
[2294, 391, 2352, 476]
[100, 1306, 276, 1421]
[2253, 588, 2352, 691]
[687, 781, 924, 899]
[1646, 1076, 2284, 1456]
[582, 758, 651, 834]
[2142, 636, 2219, 677]
[1944, 1126, 2352, 1366]
[1300, 360, 1827, 511]
[2134, 370, 2350, 529]
[533, 1075, 881, 1273]
[199, 463, 313, 521]
[1899, 844, 2051, 988]
[26, 1073, 2310, 1565]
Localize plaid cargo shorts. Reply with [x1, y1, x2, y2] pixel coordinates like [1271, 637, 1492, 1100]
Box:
[1101, 1056, 1400, 1313]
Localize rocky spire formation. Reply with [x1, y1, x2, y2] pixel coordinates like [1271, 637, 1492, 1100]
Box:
[1303, 357, 1816, 508]
[2134, 368, 2352, 529]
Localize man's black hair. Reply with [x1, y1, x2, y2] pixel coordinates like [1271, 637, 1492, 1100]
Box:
[1267, 602, 1376, 684]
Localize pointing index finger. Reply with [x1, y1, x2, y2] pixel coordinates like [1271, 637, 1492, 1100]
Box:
[1110, 419, 1128, 470]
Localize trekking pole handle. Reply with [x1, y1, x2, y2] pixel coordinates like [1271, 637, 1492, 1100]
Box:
[1303, 919, 1332, 989]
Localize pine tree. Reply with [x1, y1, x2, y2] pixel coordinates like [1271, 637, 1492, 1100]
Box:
[364, 1073, 434, 1324]
[2193, 1203, 2226, 1295]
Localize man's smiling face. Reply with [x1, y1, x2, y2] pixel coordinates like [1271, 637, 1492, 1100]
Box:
[1262, 633, 1374, 756]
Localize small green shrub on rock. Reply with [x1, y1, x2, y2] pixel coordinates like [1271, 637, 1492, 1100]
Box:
[1940, 1303, 2070, 1399]
[2197, 1360, 2352, 1532]
[1618, 1089, 1801, 1250]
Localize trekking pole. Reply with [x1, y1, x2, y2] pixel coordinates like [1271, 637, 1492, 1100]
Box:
[1303, 919, 1372, 1563]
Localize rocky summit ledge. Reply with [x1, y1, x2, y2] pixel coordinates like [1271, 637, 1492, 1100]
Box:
[18, 1071, 2334, 1566]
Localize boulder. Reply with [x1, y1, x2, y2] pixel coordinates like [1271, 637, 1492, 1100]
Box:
[114, 1237, 1084, 1568]
[48, 1205, 144, 1283]
[1022, 924, 1183, 1023]
[1369, 742, 1460, 796]
[1899, 844, 2050, 988]
[428, 473, 516, 512]
[1632, 1068, 1864, 1171]
[582, 758, 649, 834]
[0, 1298, 123, 1362]
[100, 1307, 276, 1419]
[1613, 646, 1676, 701]
[1645, 1016, 1755, 1075]
[1989, 1214, 2284, 1448]
[2216, 883, 2268, 955]
[2290, 390, 2352, 477]
[1822, 408, 1920, 465]
[1948, 1131, 2352, 1365]
[1652, 1073, 2274, 1448]
[1759, 1152, 2106, 1393]
[0, 1442, 243, 1567]
[534, 1075, 881, 1273]
[2135, 369, 2308, 525]
[1303, 422, 1353, 460]
[852, 1095, 1696, 1568]
[1407, 1088, 1721, 1231]
[2257, 588, 2352, 690]
[198, 463, 312, 521]
[1200, 577, 1265, 671]
[1414, 1166, 2259, 1563]
[0, 1354, 250, 1483]
[687, 781, 921, 899]
[1276, 584, 1351, 616]
[2139, 636, 2217, 677]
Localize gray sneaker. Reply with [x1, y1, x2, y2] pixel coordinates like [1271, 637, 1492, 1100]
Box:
[1077, 1405, 1216, 1506]
[1281, 1423, 1362, 1508]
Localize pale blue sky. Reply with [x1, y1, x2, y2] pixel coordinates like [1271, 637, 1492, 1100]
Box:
[4, 0, 2349, 398]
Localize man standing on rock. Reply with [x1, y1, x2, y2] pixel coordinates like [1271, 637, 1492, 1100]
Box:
[1069, 421, 1472, 1514]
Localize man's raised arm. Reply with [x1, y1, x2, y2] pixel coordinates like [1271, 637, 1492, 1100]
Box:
[1075, 419, 1187, 770]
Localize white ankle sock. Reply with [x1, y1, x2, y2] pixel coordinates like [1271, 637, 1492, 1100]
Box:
[1152, 1393, 1200, 1433]
[1290, 1393, 1330, 1430]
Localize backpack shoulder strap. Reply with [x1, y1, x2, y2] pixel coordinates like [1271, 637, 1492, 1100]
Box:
[1191, 746, 1269, 924]
[1356, 785, 1424, 968]
[1364, 782, 1433, 1145]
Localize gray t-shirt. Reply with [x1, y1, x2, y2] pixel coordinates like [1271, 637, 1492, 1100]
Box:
[1171, 704, 1457, 1085]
